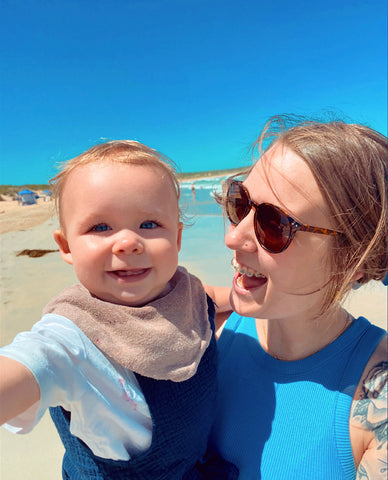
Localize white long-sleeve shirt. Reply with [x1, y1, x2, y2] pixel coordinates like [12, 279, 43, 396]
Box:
[0, 314, 152, 460]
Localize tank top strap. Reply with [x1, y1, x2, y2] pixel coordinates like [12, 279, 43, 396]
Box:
[339, 316, 386, 395]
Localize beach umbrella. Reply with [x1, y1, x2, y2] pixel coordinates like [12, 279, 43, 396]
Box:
[17, 189, 34, 195]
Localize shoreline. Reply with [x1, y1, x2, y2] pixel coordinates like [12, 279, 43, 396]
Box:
[178, 167, 248, 183]
[0, 167, 246, 193]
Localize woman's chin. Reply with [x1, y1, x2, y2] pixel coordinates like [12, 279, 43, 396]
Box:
[230, 287, 263, 319]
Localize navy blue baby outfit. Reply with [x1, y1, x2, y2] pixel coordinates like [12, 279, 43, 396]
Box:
[50, 296, 238, 480]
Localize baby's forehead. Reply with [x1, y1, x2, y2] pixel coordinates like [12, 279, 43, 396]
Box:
[60, 160, 180, 217]
[66, 159, 177, 189]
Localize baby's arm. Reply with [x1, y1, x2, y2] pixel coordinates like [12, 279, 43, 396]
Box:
[204, 285, 232, 337]
[0, 356, 40, 425]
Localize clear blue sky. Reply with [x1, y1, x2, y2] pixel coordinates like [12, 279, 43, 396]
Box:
[1, 0, 387, 185]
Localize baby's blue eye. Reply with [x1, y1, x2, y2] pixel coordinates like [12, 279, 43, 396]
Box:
[140, 221, 159, 229]
[92, 224, 111, 232]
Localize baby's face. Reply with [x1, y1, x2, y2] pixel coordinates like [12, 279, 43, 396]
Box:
[54, 162, 183, 306]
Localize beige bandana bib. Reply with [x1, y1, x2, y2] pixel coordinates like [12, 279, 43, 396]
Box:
[43, 266, 212, 382]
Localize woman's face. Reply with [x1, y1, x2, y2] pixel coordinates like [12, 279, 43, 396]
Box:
[225, 144, 338, 322]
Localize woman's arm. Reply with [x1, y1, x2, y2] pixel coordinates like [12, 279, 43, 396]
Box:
[204, 285, 232, 337]
[0, 356, 40, 425]
[350, 336, 387, 479]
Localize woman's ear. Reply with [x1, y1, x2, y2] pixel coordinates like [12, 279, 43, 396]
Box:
[351, 268, 364, 283]
[53, 230, 73, 265]
[350, 269, 364, 289]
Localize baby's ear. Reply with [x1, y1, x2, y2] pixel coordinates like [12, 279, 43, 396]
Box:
[53, 230, 73, 265]
[177, 222, 183, 252]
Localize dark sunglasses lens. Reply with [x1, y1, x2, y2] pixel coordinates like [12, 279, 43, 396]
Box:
[226, 182, 250, 224]
[256, 204, 292, 253]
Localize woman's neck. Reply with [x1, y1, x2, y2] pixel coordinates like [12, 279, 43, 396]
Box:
[256, 306, 352, 361]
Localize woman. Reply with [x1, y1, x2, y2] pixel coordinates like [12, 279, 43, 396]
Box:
[210, 116, 387, 479]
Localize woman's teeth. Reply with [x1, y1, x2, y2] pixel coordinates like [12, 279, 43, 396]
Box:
[231, 258, 265, 278]
[232, 258, 267, 290]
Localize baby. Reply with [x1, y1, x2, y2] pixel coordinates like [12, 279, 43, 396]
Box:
[0, 141, 237, 479]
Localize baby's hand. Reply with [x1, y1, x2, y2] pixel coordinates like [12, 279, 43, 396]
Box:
[0, 356, 40, 425]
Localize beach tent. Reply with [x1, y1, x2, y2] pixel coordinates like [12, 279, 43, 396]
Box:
[43, 189, 52, 201]
[17, 189, 37, 206]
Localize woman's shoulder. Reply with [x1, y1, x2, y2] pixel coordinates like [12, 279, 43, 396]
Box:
[350, 333, 387, 478]
[349, 317, 386, 422]
[351, 332, 387, 421]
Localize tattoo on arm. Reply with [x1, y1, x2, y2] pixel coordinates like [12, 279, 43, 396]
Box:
[352, 361, 387, 479]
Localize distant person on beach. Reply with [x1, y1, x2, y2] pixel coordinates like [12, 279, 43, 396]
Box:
[209, 116, 387, 479]
[0, 141, 237, 480]
[191, 182, 196, 201]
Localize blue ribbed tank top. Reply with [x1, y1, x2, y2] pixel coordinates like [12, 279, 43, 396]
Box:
[209, 314, 385, 480]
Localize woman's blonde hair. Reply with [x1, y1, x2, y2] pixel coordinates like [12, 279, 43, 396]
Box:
[253, 115, 387, 310]
[50, 140, 181, 227]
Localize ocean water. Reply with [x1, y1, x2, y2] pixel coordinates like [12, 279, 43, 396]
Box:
[178, 177, 233, 286]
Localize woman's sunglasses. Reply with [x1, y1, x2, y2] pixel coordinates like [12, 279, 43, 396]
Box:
[224, 180, 342, 254]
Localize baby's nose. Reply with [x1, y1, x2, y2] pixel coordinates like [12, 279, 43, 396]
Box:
[112, 231, 144, 255]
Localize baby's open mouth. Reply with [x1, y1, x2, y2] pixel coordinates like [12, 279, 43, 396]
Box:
[113, 268, 148, 277]
[110, 268, 150, 279]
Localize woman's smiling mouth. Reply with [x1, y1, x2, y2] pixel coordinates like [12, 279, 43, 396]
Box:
[231, 258, 267, 291]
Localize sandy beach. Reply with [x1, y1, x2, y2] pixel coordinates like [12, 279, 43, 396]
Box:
[0, 197, 56, 235]
[0, 199, 386, 480]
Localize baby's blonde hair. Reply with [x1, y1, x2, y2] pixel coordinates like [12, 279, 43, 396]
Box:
[50, 140, 181, 227]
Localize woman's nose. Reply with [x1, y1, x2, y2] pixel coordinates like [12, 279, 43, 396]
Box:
[225, 212, 257, 252]
[112, 231, 144, 255]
